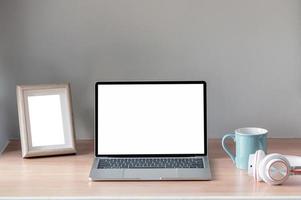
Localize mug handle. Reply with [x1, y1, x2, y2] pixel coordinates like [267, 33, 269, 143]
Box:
[222, 133, 236, 163]
[257, 135, 266, 152]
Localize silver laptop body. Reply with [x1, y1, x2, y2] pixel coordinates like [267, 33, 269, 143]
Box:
[89, 81, 211, 181]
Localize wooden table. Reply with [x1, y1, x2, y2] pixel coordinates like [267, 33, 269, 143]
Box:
[0, 139, 301, 199]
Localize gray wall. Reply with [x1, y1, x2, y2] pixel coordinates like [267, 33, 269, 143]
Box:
[0, 63, 15, 152]
[1, 0, 301, 139]
[0, 1, 18, 151]
[0, 15, 9, 151]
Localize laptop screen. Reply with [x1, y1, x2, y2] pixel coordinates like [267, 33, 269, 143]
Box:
[95, 82, 206, 156]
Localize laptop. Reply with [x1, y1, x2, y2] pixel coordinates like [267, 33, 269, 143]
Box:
[89, 81, 212, 180]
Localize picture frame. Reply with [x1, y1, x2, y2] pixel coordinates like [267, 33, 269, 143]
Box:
[16, 83, 77, 158]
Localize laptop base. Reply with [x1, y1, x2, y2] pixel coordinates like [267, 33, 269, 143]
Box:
[89, 157, 211, 181]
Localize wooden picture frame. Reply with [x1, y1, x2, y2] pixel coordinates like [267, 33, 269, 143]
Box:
[16, 83, 76, 158]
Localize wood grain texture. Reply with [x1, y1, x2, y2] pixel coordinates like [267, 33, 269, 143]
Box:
[0, 139, 301, 197]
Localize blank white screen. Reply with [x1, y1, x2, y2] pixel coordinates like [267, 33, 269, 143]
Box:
[28, 95, 65, 147]
[97, 84, 205, 155]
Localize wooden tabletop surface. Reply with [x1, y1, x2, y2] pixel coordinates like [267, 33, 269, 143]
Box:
[0, 139, 301, 198]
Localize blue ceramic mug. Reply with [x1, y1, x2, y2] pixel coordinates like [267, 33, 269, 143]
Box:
[222, 127, 267, 170]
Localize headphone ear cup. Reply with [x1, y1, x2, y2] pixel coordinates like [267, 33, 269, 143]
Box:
[253, 150, 265, 182]
[259, 154, 290, 185]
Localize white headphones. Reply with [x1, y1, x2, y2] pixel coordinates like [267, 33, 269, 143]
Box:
[248, 150, 301, 185]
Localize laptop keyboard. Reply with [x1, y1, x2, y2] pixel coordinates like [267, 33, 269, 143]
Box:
[97, 158, 204, 169]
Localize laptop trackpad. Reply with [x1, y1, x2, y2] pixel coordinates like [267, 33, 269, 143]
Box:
[123, 169, 178, 180]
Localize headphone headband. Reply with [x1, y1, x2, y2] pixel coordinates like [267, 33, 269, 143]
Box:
[291, 166, 301, 175]
[285, 155, 301, 168]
